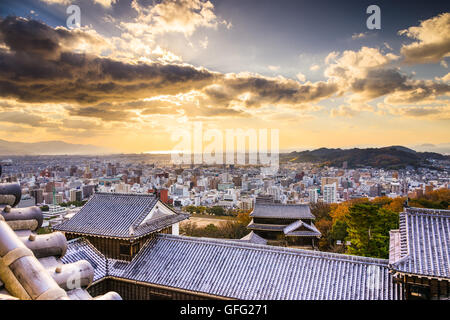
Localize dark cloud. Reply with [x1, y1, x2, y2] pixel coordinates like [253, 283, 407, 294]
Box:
[205, 76, 338, 108]
[0, 16, 339, 120]
[66, 106, 135, 121]
[349, 68, 450, 101]
[351, 69, 410, 99]
[0, 110, 49, 127]
[0, 16, 216, 104]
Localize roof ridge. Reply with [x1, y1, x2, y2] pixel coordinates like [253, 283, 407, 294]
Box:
[94, 192, 156, 197]
[405, 207, 450, 217]
[156, 233, 389, 265]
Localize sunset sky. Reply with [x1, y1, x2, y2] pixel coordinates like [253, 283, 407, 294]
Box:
[0, 0, 449, 153]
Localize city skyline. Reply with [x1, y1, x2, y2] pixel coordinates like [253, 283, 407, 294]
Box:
[0, 0, 449, 153]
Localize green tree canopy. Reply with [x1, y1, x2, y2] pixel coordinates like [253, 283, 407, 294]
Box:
[346, 203, 398, 258]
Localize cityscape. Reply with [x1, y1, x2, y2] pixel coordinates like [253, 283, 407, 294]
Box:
[1, 152, 449, 223]
[0, 0, 449, 308]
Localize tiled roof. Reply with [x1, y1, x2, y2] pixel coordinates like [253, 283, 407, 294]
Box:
[238, 231, 268, 245]
[390, 207, 450, 280]
[61, 238, 107, 282]
[247, 220, 285, 231]
[251, 203, 314, 219]
[247, 219, 321, 238]
[285, 230, 323, 237]
[283, 220, 321, 237]
[109, 234, 402, 300]
[53, 192, 188, 238]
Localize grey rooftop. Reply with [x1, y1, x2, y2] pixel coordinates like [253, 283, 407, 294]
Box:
[72, 233, 402, 300]
[389, 207, 450, 280]
[251, 203, 315, 219]
[53, 192, 188, 238]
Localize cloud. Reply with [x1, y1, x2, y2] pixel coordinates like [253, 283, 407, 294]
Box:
[0, 111, 49, 127]
[61, 118, 105, 130]
[350, 68, 411, 100]
[0, 17, 340, 120]
[399, 13, 450, 64]
[378, 103, 450, 120]
[325, 47, 399, 81]
[384, 42, 393, 51]
[0, 16, 108, 59]
[323, 46, 450, 103]
[330, 104, 374, 118]
[210, 73, 338, 108]
[126, 0, 228, 37]
[310, 64, 320, 71]
[324, 46, 450, 106]
[324, 51, 339, 64]
[324, 47, 401, 99]
[383, 81, 450, 104]
[199, 36, 208, 49]
[268, 65, 280, 71]
[0, 17, 216, 104]
[40, 0, 116, 8]
[2, 12, 449, 133]
[439, 73, 450, 82]
[351, 32, 368, 40]
[296, 72, 306, 82]
[66, 105, 137, 122]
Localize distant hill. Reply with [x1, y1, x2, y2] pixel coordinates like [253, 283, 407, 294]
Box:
[0, 139, 115, 155]
[281, 146, 449, 169]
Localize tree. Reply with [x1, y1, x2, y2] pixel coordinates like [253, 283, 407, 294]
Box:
[310, 202, 332, 221]
[382, 197, 405, 213]
[346, 203, 398, 258]
[330, 198, 368, 223]
[315, 219, 333, 250]
[206, 206, 225, 216]
[329, 220, 348, 243]
[203, 224, 219, 237]
[236, 211, 251, 225]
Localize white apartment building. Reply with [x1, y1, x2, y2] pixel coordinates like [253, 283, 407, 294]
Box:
[323, 182, 337, 204]
[308, 188, 319, 203]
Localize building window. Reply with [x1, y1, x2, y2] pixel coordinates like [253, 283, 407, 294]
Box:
[409, 285, 430, 300]
[119, 244, 131, 256]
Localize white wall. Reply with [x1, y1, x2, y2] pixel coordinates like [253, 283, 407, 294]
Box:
[172, 222, 179, 236]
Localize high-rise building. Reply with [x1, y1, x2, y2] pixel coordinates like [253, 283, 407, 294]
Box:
[69, 189, 82, 202]
[323, 183, 337, 204]
[55, 193, 64, 204]
[30, 188, 44, 205]
[308, 188, 318, 203]
[321, 177, 339, 192]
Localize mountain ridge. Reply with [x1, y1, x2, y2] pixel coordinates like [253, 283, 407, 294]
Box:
[0, 139, 115, 155]
[281, 146, 449, 169]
